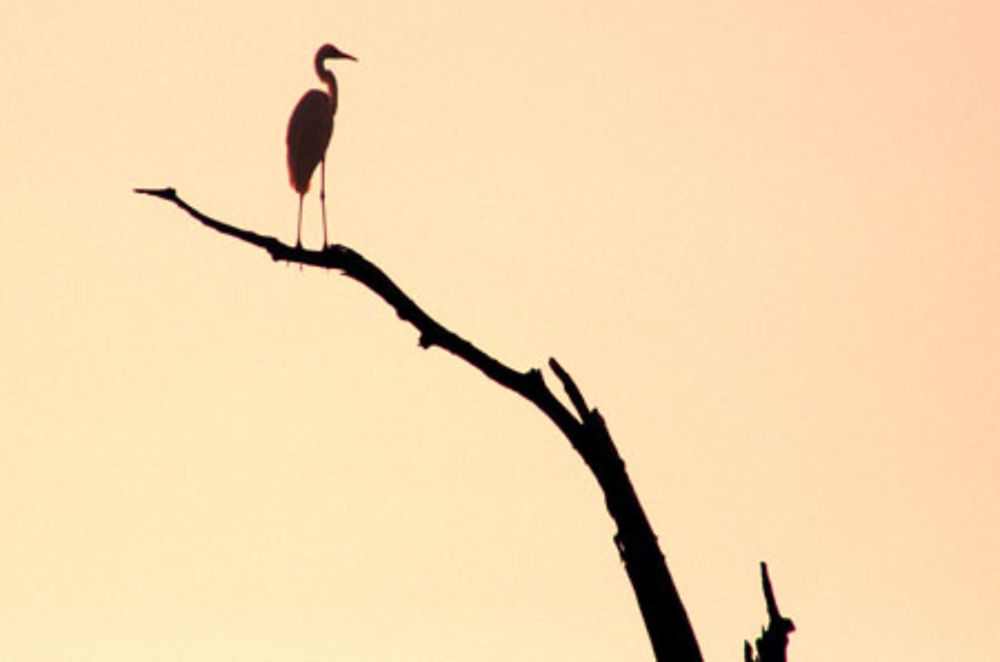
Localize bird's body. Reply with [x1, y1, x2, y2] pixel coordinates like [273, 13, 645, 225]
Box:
[286, 43, 356, 248]
[287, 90, 334, 194]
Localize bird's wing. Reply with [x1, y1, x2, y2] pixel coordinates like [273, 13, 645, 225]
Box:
[286, 89, 334, 193]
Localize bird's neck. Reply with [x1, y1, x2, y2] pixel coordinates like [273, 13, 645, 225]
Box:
[321, 71, 339, 114]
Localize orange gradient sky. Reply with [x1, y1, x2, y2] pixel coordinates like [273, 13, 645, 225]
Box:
[2, 1, 999, 660]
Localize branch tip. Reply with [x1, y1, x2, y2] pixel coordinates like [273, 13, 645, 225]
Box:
[134, 186, 177, 200]
[761, 562, 790, 627]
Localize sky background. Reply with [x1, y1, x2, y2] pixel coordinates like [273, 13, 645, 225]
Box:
[2, 1, 999, 660]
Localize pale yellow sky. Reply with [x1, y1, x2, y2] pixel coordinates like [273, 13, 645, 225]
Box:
[2, 1, 999, 660]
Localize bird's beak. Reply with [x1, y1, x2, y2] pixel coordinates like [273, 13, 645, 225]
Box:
[341, 52, 358, 62]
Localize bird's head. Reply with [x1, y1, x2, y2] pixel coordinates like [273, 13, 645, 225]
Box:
[316, 43, 357, 64]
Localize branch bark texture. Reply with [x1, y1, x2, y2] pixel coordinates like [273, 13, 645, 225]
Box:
[135, 187, 703, 662]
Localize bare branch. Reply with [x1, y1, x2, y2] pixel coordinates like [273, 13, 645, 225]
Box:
[137, 188, 704, 662]
[135, 188, 284, 253]
[548, 357, 590, 422]
[761, 562, 785, 624]
[745, 562, 795, 662]
[134, 189, 563, 426]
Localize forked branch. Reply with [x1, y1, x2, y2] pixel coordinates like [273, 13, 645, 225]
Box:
[135, 186, 703, 662]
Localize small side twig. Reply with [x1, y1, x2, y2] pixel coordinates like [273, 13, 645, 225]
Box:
[548, 357, 591, 422]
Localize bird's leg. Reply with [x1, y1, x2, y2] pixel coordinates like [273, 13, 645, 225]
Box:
[320, 158, 329, 248]
[296, 194, 305, 248]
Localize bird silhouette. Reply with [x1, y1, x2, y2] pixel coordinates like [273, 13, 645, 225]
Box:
[286, 43, 356, 248]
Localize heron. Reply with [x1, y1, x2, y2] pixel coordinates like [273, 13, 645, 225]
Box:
[286, 43, 356, 248]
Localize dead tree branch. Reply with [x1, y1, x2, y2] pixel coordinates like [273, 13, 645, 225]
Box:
[135, 186, 703, 662]
[744, 562, 795, 662]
